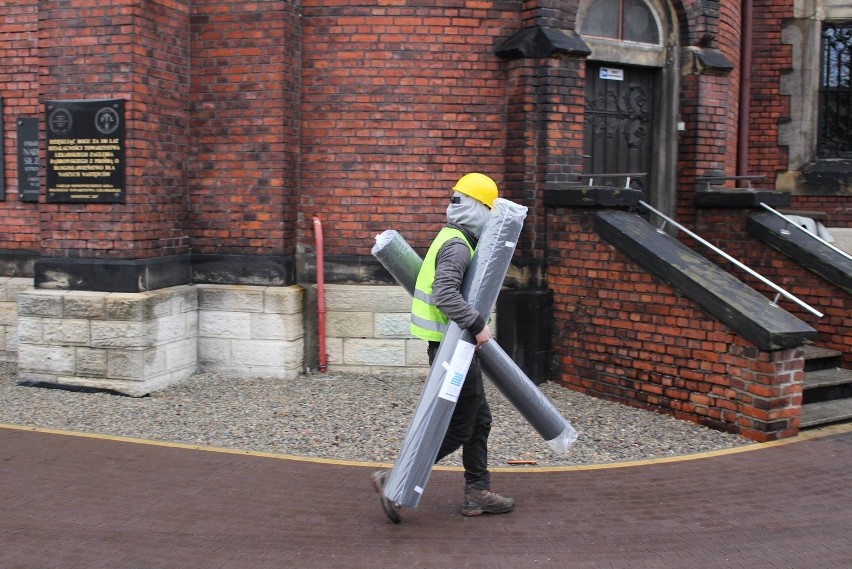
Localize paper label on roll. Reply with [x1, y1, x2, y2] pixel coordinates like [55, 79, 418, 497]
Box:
[438, 341, 475, 402]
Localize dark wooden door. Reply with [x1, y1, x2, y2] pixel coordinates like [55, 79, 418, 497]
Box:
[583, 63, 656, 197]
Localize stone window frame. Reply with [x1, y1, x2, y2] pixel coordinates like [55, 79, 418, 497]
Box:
[780, 1, 852, 190]
[578, 0, 667, 68]
[580, 0, 663, 46]
[816, 20, 852, 158]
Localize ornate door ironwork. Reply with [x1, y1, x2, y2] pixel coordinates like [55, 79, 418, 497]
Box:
[583, 63, 655, 197]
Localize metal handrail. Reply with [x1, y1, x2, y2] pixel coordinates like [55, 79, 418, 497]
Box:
[759, 202, 852, 263]
[695, 175, 766, 190]
[638, 200, 823, 318]
[577, 172, 647, 189]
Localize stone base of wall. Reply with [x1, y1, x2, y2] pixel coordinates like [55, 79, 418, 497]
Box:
[322, 284, 429, 378]
[17, 286, 200, 397]
[198, 284, 303, 379]
[13, 283, 304, 396]
[0, 278, 30, 362]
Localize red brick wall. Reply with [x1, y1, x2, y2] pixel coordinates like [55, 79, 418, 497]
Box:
[0, 1, 40, 251]
[547, 207, 804, 441]
[696, 207, 852, 368]
[746, 0, 793, 180]
[299, 0, 519, 257]
[189, 0, 300, 256]
[789, 196, 852, 228]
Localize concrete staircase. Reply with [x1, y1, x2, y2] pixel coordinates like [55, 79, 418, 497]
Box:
[800, 345, 852, 428]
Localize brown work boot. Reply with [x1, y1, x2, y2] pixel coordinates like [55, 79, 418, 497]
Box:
[371, 470, 402, 524]
[462, 487, 515, 517]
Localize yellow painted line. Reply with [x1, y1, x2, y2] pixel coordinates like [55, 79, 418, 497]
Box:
[1, 421, 850, 473]
[0, 423, 396, 469]
[492, 422, 852, 472]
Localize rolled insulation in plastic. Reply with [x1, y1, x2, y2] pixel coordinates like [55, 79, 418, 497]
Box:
[477, 341, 577, 453]
[372, 225, 578, 452]
[381, 198, 527, 509]
[371, 229, 420, 297]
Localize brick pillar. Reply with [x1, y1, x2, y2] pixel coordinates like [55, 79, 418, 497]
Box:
[188, 0, 301, 284]
[35, 0, 191, 292]
[734, 346, 804, 441]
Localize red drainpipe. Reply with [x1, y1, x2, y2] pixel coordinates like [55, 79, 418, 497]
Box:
[737, 0, 753, 177]
[312, 216, 327, 373]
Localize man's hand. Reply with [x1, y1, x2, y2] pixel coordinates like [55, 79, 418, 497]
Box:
[474, 324, 492, 347]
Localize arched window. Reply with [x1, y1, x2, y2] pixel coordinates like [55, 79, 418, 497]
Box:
[581, 0, 660, 45]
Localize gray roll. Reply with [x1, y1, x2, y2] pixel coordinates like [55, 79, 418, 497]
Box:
[371, 229, 420, 297]
[477, 341, 577, 452]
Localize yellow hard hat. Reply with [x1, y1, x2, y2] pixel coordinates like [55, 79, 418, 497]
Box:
[452, 173, 498, 208]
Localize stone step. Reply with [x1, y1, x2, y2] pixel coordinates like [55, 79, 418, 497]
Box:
[802, 367, 852, 405]
[800, 398, 852, 429]
[800, 345, 843, 371]
[803, 367, 852, 390]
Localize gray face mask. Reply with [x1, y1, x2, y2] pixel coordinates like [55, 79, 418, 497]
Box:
[447, 192, 491, 238]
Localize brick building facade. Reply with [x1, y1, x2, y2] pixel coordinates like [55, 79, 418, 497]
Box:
[1, 0, 850, 441]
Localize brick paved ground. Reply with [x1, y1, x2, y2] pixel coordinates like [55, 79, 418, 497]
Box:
[1, 425, 850, 569]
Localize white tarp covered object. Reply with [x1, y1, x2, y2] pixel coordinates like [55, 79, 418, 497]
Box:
[373, 199, 577, 509]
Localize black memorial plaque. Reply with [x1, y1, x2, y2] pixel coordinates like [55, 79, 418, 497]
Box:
[45, 99, 125, 203]
[17, 118, 40, 202]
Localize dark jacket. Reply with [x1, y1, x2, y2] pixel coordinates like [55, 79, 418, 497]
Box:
[431, 222, 487, 336]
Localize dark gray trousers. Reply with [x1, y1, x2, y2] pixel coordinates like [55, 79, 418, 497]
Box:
[428, 341, 492, 490]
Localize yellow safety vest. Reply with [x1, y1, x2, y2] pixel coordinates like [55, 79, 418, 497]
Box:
[410, 227, 474, 341]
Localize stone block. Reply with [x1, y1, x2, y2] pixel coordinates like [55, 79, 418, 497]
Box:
[106, 350, 146, 380]
[406, 339, 430, 366]
[18, 344, 76, 375]
[63, 291, 107, 319]
[343, 338, 406, 366]
[17, 290, 66, 318]
[198, 337, 231, 366]
[231, 339, 290, 367]
[324, 337, 344, 366]
[198, 284, 265, 312]
[76, 348, 107, 377]
[4, 278, 32, 301]
[5, 326, 19, 351]
[327, 311, 372, 338]
[325, 284, 412, 312]
[91, 320, 150, 348]
[199, 311, 252, 339]
[251, 312, 303, 341]
[16, 317, 42, 343]
[375, 312, 412, 338]
[0, 304, 17, 327]
[43, 319, 90, 346]
[264, 285, 303, 314]
[166, 338, 198, 371]
[151, 313, 192, 345]
[105, 293, 149, 321]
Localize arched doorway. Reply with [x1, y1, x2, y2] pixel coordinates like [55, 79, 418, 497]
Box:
[578, 0, 679, 216]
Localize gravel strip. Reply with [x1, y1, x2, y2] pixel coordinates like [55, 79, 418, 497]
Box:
[0, 361, 753, 467]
